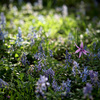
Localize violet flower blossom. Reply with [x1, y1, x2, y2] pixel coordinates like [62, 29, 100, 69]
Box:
[75, 42, 89, 58]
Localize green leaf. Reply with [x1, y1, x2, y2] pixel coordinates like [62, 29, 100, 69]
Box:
[15, 54, 19, 58]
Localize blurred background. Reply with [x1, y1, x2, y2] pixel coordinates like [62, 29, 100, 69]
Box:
[0, 0, 100, 17]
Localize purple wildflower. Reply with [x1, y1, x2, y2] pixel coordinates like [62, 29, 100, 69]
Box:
[0, 29, 4, 41]
[83, 83, 93, 99]
[52, 79, 61, 92]
[82, 67, 88, 82]
[52, 78, 71, 96]
[6, 96, 10, 99]
[49, 50, 53, 57]
[89, 70, 98, 85]
[72, 61, 81, 77]
[62, 79, 71, 93]
[35, 60, 42, 71]
[65, 50, 72, 68]
[15, 27, 23, 46]
[0, 12, 6, 28]
[35, 75, 50, 97]
[75, 42, 89, 58]
[61, 79, 71, 97]
[43, 68, 55, 79]
[21, 53, 29, 66]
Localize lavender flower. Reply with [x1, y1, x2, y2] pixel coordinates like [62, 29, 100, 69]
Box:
[65, 50, 72, 68]
[0, 12, 6, 28]
[0, 29, 4, 41]
[82, 67, 88, 82]
[35, 60, 43, 71]
[28, 27, 37, 46]
[52, 79, 61, 92]
[72, 61, 81, 77]
[49, 50, 53, 57]
[93, 42, 96, 50]
[21, 53, 29, 66]
[52, 78, 71, 96]
[15, 27, 23, 46]
[83, 83, 93, 99]
[75, 42, 89, 58]
[89, 70, 98, 85]
[6, 95, 10, 98]
[43, 68, 55, 79]
[61, 79, 71, 95]
[34, 43, 46, 60]
[35, 75, 50, 97]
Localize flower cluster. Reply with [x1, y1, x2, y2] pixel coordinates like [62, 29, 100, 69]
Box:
[61, 79, 71, 96]
[83, 83, 93, 99]
[43, 68, 55, 79]
[0, 12, 6, 28]
[21, 53, 29, 66]
[72, 61, 81, 77]
[82, 67, 89, 82]
[52, 78, 71, 96]
[52, 79, 61, 92]
[89, 70, 98, 85]
[27, 27, 37, 46]
[35, 75, 50, 97]
[49, 50, 53, 57]
[15, 27, 23, 46]
[0, 29, 4, 41]
[65, 50, 72, 68]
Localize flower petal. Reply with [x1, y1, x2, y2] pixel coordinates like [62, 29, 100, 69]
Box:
[83, 50, 88, 55]
[85, 50, 89, 53]
[79, 52, 82, 58]
[75, 43, 79, 48]
[75, 48, 80, 53]
[80, 42, 83, 48]
[83, 51, 87, 55]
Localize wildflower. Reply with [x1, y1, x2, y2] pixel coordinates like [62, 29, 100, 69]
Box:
[21, 53, 29, 66]
[6, 96, 10, 98]
[52, 79, 61, 92]
[83, 83, 93, 99]
[35, 60, 42, 71]
[65, 50, 72, 68]
[89, 70, 98, 85]
[35, 75, 50, 97]
[72, 61, 82, 77]
[75, 42, 89, 58]
[0, 12, 6, 28]
[82, 67, 88, 82]
[15, 27, 23, 46]
[52, 78, 71, 95]
[0, 29, 4, 41]
[62, 79, 71, 94]
[43, 68, 55, 79]
[49, 50, 53, 57]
